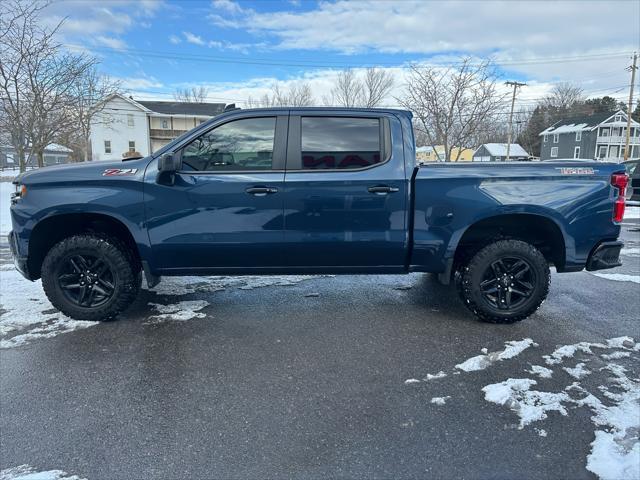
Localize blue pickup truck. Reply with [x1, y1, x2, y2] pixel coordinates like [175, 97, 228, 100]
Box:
[9, 107, 629, 324]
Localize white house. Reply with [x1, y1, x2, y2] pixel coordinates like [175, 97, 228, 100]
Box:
[90, 94, 226, 161]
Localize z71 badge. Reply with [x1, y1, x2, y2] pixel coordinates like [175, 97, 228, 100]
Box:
[102, 168, 138, 176]
[557, 167, 595, 175]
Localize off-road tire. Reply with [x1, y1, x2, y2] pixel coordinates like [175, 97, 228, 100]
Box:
[460, 239, 550, 324]
[41, 234, 141, 321]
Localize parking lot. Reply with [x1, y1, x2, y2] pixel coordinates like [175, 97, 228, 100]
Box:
[0, 210, 638, 479]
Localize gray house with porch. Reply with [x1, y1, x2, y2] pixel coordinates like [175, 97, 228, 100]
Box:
[539, 110, 640, 162]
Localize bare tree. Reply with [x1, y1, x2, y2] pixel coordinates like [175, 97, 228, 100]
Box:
[247, 82, 315, 107]
[67, 67, 121, 161]
[173, 86, 209, 103]
[398, 58, 508, 161]
[325, 69, 364, 107]
[362, 68, 394, 107]
[0, 0, 95, 171]
[541, 82, 584, 113]
[0, 0, 46, 171]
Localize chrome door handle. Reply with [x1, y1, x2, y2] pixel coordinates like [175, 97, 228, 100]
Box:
[368, 185, 399, 195]
[245, 186, 278, 196]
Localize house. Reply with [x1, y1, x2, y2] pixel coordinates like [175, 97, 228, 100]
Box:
[0, 143, 73, 169]
[415, 145, 474, 162]
[90, 94, 226, 161]
[473, 143, 530, 162]
[538, 109, 640, 162]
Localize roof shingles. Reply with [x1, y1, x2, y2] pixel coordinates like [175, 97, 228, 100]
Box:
[137, 100, 226, 116]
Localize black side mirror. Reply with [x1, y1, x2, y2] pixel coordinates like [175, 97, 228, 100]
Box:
[157, 152, 179, 185]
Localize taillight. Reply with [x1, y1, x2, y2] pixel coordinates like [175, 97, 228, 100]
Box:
[611, 173, 628, 223]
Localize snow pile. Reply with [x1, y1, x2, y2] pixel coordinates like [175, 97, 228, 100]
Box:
[430, 396, 450, 406]
[527, 365, 553, 378]
[0, 268, 96, 349]
[624, 206, 640, 219]
[0, 464, 86, 480]
[146, 300, 210, 324]
[404, 378, 420, 385]
[563, 362, 592, 379]
[455, 338, 537, 372]
[543, 341, 606, 365]
[482, 378, 570, 428]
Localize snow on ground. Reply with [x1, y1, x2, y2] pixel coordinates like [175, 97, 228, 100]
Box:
[623, 206, 640, 219]
[562, 362, 592, 379]
[424, 371, 447, 381]
[527, 365, 553, 378]
[406, 336, 640, 480]
[146, 300, 210, 324]
[591, 273, 640, 284]
[404, 378, 420, 385]
[0, 268, 96, 349]
[455, 338, 537, 372]
[151, 274, 330, 296]
[1, 182, 14, 236]
[0, 464, 86, 480]
[0, 259, 327, 347]
[621, 247, 640, 257]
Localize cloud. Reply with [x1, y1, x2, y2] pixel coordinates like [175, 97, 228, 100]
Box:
[212, 0, 245, 14]
[95, 36, 128, 50]
[169, 34, 181, 44]
[183, 31, 206, 45]
[118, 77, 164, 90]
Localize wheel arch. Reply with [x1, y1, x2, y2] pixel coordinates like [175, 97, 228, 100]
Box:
[27, 212, 142, 280]
[451, 212, 567, 271]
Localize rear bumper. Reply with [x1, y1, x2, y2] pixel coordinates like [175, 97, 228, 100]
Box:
[8, 231, 32, 280]
[585, 241, 623, 271]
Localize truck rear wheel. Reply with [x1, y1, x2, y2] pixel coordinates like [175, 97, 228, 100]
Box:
[41, 234, 141, 321]
[459, 239, 550, 324]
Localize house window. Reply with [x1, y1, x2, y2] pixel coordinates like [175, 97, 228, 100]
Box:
[553, 133, 559, 143]
[543, 135, 548, 143]
[600, 128, 610, 137]
[575, 131, 581, 142]
[550, 147, 558, 158]
[127, 114, 134, 127]
[128, 141, 136, 152]
[104, 140, 111, 154]
[162, 120, 169, 129]
[614, 115, 622, 122]
[574, 146, 580, 158]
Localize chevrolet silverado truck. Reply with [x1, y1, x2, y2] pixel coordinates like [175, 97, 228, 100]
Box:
[9, 108, 629, 324]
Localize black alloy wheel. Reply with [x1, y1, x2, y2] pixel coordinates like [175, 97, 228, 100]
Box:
[479, 256, 536, 310]
[57, 254, 117, 308]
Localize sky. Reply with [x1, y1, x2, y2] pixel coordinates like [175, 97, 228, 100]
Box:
[41, 0, 640, 109]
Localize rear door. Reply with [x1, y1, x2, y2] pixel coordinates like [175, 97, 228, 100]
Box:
[145, 112, 288, 271]
[282, 112, 408, 270]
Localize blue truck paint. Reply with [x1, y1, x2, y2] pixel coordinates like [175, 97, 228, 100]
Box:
[10, 107, 625, 283]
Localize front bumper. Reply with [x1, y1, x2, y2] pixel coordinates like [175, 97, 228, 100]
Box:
[585, 241, 623, 271]
[8, 231, 31, 280]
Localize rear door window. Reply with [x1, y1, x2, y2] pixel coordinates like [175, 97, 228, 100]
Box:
[300, 117, 382, 170]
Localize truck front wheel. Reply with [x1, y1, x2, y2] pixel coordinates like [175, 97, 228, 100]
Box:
[459, 239, 550, 324]
[41, 234, 141, 321]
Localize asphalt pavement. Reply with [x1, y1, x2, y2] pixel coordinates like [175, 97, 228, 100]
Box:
[1, 219, 639, 479]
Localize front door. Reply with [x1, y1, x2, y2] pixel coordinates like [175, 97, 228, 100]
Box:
[145, 114, 288, 271]
[281, 114, 408, 270]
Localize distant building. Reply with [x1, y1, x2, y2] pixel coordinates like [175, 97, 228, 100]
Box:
[473, 143, 530, 162]
[90, 94, 226, 161]
[538, 109, 640, 162]
[415, 145, 474, 162]
[0, 143, 73, 169]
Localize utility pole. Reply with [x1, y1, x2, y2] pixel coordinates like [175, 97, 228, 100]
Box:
[623, 52, 637, 162]
[505, 81, 526, 162]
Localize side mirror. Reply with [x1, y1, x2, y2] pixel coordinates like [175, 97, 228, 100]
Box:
[158, 152, 179, 173]
[157, 152, 179, 185]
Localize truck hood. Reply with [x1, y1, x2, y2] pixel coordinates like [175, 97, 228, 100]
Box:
[14, 157, 152, 185]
